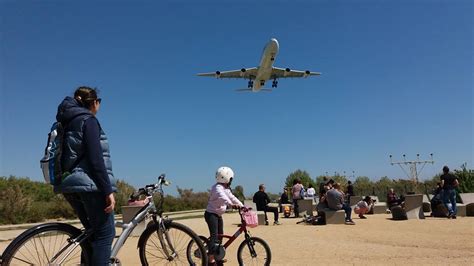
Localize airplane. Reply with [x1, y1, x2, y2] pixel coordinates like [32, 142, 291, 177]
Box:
[197, 38, 321, 92]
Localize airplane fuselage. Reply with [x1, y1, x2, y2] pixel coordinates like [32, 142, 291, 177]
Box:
[253, 38, 279, 91]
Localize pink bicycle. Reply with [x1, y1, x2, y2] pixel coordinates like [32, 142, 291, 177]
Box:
[187, 207, 271, 265]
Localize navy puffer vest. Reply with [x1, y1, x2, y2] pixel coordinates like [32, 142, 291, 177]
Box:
[53, 97, 117, 194]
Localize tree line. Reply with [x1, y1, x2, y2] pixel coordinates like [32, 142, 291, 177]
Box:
[1, 166, 472, 225]
[283, 166, 474, 202]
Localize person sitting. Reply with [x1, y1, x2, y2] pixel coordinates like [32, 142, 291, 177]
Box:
[387, 188, 404, 210]
[253, 184, 281, 225]
[326, 183, 355, 225]
[279, 187, 290, 213]
[306, 184, 316, 198]
[354, 196, 373, 219]
[430, 182, 445, 217]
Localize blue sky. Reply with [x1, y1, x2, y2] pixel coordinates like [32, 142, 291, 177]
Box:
[1, 1, 472, 196]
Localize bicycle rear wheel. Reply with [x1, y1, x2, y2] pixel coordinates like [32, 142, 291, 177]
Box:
[1, 223, 90, 266]
[138, 220, 208, 265]
[237, 236, 271, 266]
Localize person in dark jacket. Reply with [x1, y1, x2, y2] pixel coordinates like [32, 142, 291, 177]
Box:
[55, 86, 117, 265]
[440, 166, 459, 219]
[253, 184, 281, 225]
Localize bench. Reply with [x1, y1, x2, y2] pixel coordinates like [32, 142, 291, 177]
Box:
[422, 195, 432, 213]
[316, 204, 345, 224]
[256, 211, 267, 225]
[459, 193, 474, 217]
[298, 199, 315, 216]
[391, 194, 425, 220]
[318, 208, 346, 224]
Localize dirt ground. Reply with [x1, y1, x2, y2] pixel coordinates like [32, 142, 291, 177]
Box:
[1, 212, 473, 265]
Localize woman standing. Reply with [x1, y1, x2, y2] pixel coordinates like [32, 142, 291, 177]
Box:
[54, 86, 117, 265]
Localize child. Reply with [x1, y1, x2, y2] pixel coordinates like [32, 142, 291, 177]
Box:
[205, 166, 243, 265]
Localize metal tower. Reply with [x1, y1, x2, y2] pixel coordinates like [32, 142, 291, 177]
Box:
[389, 154, 434, 184]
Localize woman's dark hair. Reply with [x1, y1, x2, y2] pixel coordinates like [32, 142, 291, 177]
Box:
[74, 86, 99, 109]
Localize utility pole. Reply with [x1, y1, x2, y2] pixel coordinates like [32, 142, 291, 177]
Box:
[389, 154, 434, 190]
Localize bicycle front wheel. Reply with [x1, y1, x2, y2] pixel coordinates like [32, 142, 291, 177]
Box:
[138, 220, 208, 265]
[1, 223, 90, 266]
[237, 236, 271, 266]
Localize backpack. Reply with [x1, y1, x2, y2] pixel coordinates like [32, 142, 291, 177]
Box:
[300, 187, 306, 199]
[40, 122, 66, 185]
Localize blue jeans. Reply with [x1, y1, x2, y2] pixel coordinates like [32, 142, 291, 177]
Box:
[65, 192, 115, 265]
[341, 203, 352, 221]
[442, 189, 457, 215]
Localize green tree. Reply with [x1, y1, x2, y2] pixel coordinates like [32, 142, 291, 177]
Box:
[284, 169, 314, 188]
[115, 179, 137, 214]
[353, 176, 373, 196]
[233, 185, 245, 202]
[0, 184, 32, 224]
[455, 165, 474, 193]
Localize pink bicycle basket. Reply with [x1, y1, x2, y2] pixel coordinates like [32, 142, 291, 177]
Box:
[243, 210, 258, 228]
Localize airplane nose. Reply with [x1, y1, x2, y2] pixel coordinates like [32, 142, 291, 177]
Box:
[270, 38, 279, 49]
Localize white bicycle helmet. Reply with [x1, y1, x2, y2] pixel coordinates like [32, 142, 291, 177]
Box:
[216, 166, 234, 184]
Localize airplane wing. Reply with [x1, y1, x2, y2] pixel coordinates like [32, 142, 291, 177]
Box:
[197, 67, 258, 79]
[271, 67, 321, 78]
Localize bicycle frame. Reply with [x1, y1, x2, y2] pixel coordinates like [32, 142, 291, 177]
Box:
[111, 199, 156, 259]
[219, 220, 249, 249]
[49, 175, 175, 264]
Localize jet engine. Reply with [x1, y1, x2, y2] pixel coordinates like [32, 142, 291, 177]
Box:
[284, 68, 291, 77]
[303, 70, 310, 78]
[215, 71, 221, 78]
[240, 68, 246, 77]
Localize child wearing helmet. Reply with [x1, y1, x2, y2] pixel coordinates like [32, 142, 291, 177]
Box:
[205, 166, 244, 265]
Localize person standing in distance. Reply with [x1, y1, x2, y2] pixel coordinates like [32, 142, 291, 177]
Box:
[440, 166, 459, 219]
[54, 86, 117, 265]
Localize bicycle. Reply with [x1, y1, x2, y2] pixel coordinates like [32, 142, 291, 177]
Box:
[187, 207, 271, 265]
[1, 174, 208, 265]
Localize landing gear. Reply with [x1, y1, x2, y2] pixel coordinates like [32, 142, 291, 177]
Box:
[247, 80, 254, 88]
[260, 80, 265, 86]
[271, 79, 278, 88]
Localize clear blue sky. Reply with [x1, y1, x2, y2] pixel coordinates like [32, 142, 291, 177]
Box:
[1, 1, 472, 196]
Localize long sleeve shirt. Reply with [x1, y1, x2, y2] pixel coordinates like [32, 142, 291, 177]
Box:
[83, 118, 113, 195]
[253, 191, 270, 211]
[206, 183, 243, 216]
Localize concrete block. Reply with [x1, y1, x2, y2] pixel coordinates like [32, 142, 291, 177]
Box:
[372, 203, 388, 214]
[299, 199, 315, 216]
[456, 204, 466, 217]
[466, 203, 474, 216]
[257, 211, 266, 225]
[404, 194, 425, 219]
[319, 209, 345, 224]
